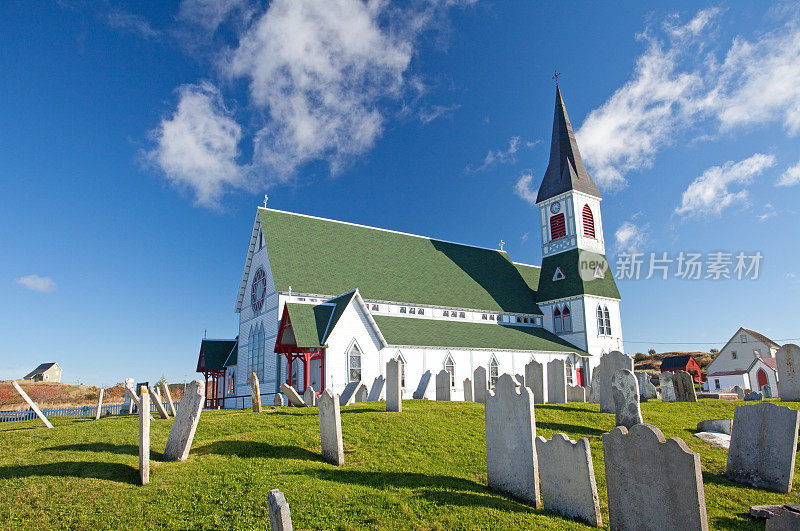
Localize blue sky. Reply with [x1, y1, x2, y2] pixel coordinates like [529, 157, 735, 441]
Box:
[2, 1, 800, 386]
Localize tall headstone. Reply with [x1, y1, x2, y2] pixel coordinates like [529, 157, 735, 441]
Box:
[318, 389, 344, 466]
[635, 372, 657, 401]
[473, 366, 488, 404]
[250, 372, 262, 412]
[11, 381, 53, 429]
[303, 386, 317, 406]
[603, 423, 708, 530]
[161, 381, 176, 416]
[274, 394, 285, 407]
[535, 433, 601, 527]
[673, 371, 697, 402]
[524, 360, 545, 404]
[386, 358, 402, 412]
[139, 385, 150, 485]
[354, 382, 369, 403]
[163, 379, 204, 462]
[267, 489, 293, 531]
[567, 385, 586, 403]
[547, 359, 567, 404]
[485, 374, 541, 507]
[595, 351, 634, 413]
[435, 370, 452, 401]
[776, 344, 800, 402]
[660, 372, 677, 402]
[339, 381, 360, 406]
[280, 383, 307, 407]
[726, 402, 800, 493]
[413, 371, 432, 399]
[148, 384, 170, 419]
[368, 375, 385, 401]
[94, 388, 104, 420]
[611, 369, 643, 429]
[463, 378, 474, 402]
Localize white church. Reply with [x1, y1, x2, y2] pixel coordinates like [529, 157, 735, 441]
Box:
[196, 87, 624, 407]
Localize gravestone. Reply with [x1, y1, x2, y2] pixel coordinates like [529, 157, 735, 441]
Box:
[733, 385, 745, 399]
[436, 370, 452, 401]
[673, 371, 697, 402]
[635, 372, 657, 401]
[744, 391, 763, 401]
[95, 388, 104, 420]
[161, 381, 176, 416]
[250, 372, 262, 412]
[386, 358, 402, 412]
[766, 508, 800, 530]
[139, 385, 150, 485]
[726, 402, 800, 493]
[535, 433, 601, 527]
[274, 394, 285, 407]
[163, 379, 205, 462]
[595, 351, 634, 413]
[473, 366, 488, 404]
[368, 375, 385, 401]
[515, 373, 525, 387]
[147, 384, 170, 419]
[339, 381, 360, 406]
[694, 431, 731, 449]
[567, 385, 586, 403]
[280, 383, 307, 407]
[547, 359, 567, 404]
[525, 360, 545, 404]
[353, 382, 368, 403]
[660, 372, 677, 402]
[612, 369, 643, 429]
[696, 419, 732, 435]
[413, 371, 432, 399]
[303, 387, 317, 406]
[485, 374, 541, 507]
[268, 489, 293, 531]
[603, 423, 708, 530]
[777, 344, 800, 402]
[318, 389, 344, 466]
[463, 378, 474, 402]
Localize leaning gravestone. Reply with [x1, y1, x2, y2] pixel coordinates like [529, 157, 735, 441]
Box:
[485, 374, 541, 507]
[595, 351, 634, 413]
[524, 360, 545, 404]
[413, 371, 432, 399]
[280, 383, 307, 407]
[612, 369, 643, 429]
[303, 387, 317, 406]
[535, 433, 601, 527]
[318, 389, 344, 466]
[776, 344, 800, 402]
[250, 372, 262, 412]
[463, 378, 474, 402]
[163, 379, 205, 462]
[673, 371, 697, 402]
[161, 381, 176, 416]
[267, 488, 293, 531]
[766, 507, 800, 530]
[95, 388, 104, 420]
[603, 423, 708, 530]
[274, 394, 285, 407]
[726, 402, 800, 493]
[386, 358, 402, 412]
[567, 385, 586, 403]
[660, 372, 677, 402]
[547, 359, 567, 404]
[473, 366, 488, 404]
[147, 384, 170, 419]
[696, 419, 732, 435]
[368, 375, 385, 401]
[339, 381, 360, 406]
[635, 372, 657, 401]
[733, 385, 745, 399]
[435, 370, 452, 401]
[139, 385, 150, 485]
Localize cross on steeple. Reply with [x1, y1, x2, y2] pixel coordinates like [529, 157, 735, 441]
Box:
[263, 195, 269, 207]
[552, 70, 560, 85]
[499, 240, 506, 251]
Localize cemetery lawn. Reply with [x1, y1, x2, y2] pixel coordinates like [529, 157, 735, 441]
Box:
[1, 400, 799, 530]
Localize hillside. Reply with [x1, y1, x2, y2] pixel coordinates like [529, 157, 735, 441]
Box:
[0, 381, 185, 411]
[633, 351, 718, 377]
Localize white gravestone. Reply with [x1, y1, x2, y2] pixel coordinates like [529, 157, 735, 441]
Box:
[318, 389, 344, 466]
[603, 423, 708, 531]
[524, 360, 545, 404]
[635, 371, 657, 401]
[726, 402, 800, 493]
[339, 381, 360, 406]
[473, 366, 488, 404]
[12, 380, 54, 428]
[547, 359, 567, 404]
[139, 385, 150, 485]
[660, 372, 677, 402]
[413, 371, 432, 399]
[354, 382, 369, 403]
[161, 381, 176, 416]
[485, 374, 541, 507]
[280, 383, 307, 407]
[435, 370, 452, 401]
[250, 372, 262, 412]
[567, 385, 586, 403]
[535, 433, 602, 527]
[611, 369, 643, 429]
[673, 370, 697, 402]
[163, 379, 205, 462]
[268, 489, 293, 531]
[463, 378, 473, 402]
[595, 351, 634, 413]
[386, 359, 402, 412]
[148, 384, 170, 419]
[303, 387, 317, 406]
[95, 388, 104, 420]
[368, 375, 385, 401]
[274, 394, 285, 407]
[776, 344, 800, 402]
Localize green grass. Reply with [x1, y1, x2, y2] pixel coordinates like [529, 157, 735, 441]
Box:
[1, 399, 798, 529]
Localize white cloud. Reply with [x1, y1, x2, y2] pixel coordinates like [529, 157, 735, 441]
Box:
[16, 275, 57, 293]
[177, 0, 250, 34]
[107, 8, 160, 39]
[419, 104, 460, 124]
[520, 231, 529, 243]
[674, 153, 776, 217]
[513, 170, 538, 205]
[757, 203, 778, 222]
[148, 82, 243, 207]
[614, 221, 649, 254]
[777, 160, 800, 186]
[468, 136, 538, 173]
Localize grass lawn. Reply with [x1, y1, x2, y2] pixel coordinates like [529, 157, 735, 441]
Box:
[1, 398, 799, 529]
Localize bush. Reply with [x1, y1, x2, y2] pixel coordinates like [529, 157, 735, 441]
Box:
[648, 348, 657, 355]
[633, 353, 647, 362]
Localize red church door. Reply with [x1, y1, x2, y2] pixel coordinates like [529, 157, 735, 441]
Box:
[576, 368, 585, 387]
[757, 369, 768, 390]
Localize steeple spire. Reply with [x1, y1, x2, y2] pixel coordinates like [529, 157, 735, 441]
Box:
[535, 86, 601, 204]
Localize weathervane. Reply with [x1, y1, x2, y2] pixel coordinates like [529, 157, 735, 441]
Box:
[499, 240, 506, 251]
[552, 70, 560, 85]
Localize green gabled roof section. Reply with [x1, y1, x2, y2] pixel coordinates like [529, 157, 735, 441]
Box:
[259, 208, 542, 314]
[372, 316, 587, 356]
[536, 249, 620, 302]
[321, 290, 357, 342]
[197, 339, 238, 372]
[283, 303, 333, 348]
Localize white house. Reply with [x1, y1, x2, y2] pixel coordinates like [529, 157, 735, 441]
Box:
[706, 327, 780, 396]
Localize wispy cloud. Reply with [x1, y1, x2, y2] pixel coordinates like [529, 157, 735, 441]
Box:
[15, 275, 57, 293]
[757, 203, 778, 222]
[777, 160, 800, 187]
[177, 0, 250, 34]
[513, 170, 538, 205]
[614, 221, 649, 254]
[107, 8, 160, 39]
[468, 136, 538, 173]
[419, 104, 460, 124]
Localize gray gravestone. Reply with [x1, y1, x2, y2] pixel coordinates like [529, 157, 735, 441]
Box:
[147, 384, 170, 419]
[673, 371, 697, 402]
[95, 388, 104, 420]
[547, 359, 567, 404]
[485, 374, 541, 507]
[413, 371, 432, 399]
[635, 372, 657, 401]
[303, 386, 317, 406]
[436, 370, 452, 401]
[474, 366, 488, 404]
[744, 391, 763, 401]
[267, 489, 293, 531]
[368, 375, 385, 401]
[250, 372, 262, 412]
[535, 433, 601, 527]
[603, 423, 708, 530]
[567, 385, 586, 403]
[280, 383, 307, 407]
[318, 388, 344, 466]
[161, 381, 176, 416]
[515, 373, 525, 387]
[777, 344, 800, 402]
[274, 394, 285, 407]
[139, 385, 150, 485]
[612, 369, 643, 429]
[726, 402, 800, 493]
[463, 378, 473, 402]
[696, 419, 732, 435]
[163, 379, 205, 462]
[339, 381, 360, 406]
[766, 508, 800, 530]
[660, 371, 677, 402]
[525, 360, 545, 404]
[733, 385, 745, 399]
[596, 351, 634, 413]
[354, 382, 369, 403]
[386, 359, 402, 412]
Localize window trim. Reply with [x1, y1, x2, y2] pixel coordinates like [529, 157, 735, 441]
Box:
[347, 340, 363, 383]
[582, 204, 596, 239]
[444, 353, 455, 388]
[550, 212, 567, 240]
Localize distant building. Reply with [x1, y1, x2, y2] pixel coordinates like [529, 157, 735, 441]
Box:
[660, 355, 703, 383]
[23, 362, 62, 383]
[705, 327, 780, 396]
[196, 339, 238, 408]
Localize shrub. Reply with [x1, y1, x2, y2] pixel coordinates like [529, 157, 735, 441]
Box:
[633, 353, 647, 362]
[648, 348, 657, 355]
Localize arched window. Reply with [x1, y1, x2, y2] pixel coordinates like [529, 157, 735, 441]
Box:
[348, 342, 362, 382]
[603, 307, 611, 336]
[565, 361, 573, 385]
[554, 307, 563, 334]
[249, 325, 265, 384]
[562, 306, 572, 333]
[597, 306, 605, 336]
[582, 205, 595, 238]
[489, 356, 500, 387]
[395, 352, 406, 388]
[550, 213, 566, 240]
[444, 353, 455, 387]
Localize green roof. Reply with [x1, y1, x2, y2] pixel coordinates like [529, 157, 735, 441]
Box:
[282, 303, 333, 348]
[536, 249, 620, 302]
[372, 315, 587, 355]
[259, 208, 542, 314]
[197, 340, 238, 372]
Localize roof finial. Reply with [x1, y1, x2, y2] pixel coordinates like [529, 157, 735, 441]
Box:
[552, 69, 560, 85]
[499, 240, 506, 251]
[263, 194, 269, 208]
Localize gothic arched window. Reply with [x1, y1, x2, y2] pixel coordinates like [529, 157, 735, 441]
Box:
[444, 353, 455, 387]
[597, 305, 605, 335]
[554, 307, 563, 333]
[395, 352, 406, 388]
[582, 205, 595, 238]
[348, 342, 362, 382]
[550, 213, 566, 240]
[562, 306, 572, 333]
[488, 355, 500, 387]
[603, 307, 612, 336]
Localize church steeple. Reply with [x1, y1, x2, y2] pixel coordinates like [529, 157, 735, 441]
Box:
[535, 86, 601, 204]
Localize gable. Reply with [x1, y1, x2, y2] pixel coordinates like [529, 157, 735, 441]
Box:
[537, 249, 620, 302]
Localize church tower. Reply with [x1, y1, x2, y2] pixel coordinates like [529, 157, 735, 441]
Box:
[535, 86, 623, 359]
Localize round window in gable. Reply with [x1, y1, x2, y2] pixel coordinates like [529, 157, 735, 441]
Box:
[251, 267, 267, 312]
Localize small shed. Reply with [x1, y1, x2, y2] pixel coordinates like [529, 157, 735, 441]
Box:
[660, 355, 703, 383]
[23, 362, 62, 383]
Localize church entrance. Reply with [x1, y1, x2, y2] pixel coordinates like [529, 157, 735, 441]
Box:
[756, 369, 768, 390]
